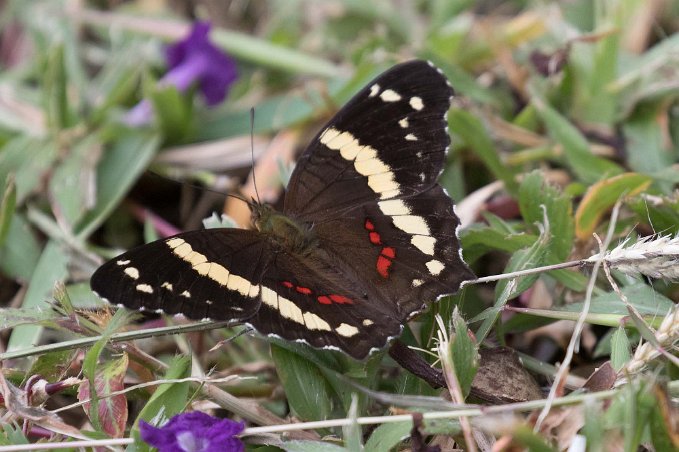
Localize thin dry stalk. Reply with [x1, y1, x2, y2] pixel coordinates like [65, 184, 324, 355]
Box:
[586, 234, 679, 280]
[592, 234, 679, 384]
[435, 314, 478, 452]
[535, 201, 622, 430]
[619, 305, 679, 380]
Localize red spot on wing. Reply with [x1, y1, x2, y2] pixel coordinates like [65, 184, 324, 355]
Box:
[317, 295, 332, 305]
[381, 247, 396, 258]
[282, 281, 293, 288]
[329, 294, 352, 304]
[365, 218, 397, 278]
[296, 286, 312, 295]
[377, 255, 392, 278]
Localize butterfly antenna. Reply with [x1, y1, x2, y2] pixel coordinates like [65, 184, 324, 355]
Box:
[145, 170, 253, 208]
[250, 107, 261, 205]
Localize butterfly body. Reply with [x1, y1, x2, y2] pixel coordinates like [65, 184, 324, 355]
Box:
[252, 203, 317, 255]
[91, 60, 474, 359]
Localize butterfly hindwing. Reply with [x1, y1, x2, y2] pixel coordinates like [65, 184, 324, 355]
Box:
[91, 229, 269, 321]
[314, 184, 474, 321]
[246, 250, 403, 358]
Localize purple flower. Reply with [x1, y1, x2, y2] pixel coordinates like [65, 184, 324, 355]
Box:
[125, 22, 238, 126]
[140, 412, 245, 452]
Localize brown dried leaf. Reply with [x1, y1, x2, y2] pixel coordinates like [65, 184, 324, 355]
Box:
[471, 347, 543, 404]
[583, 361, 616, 392]
[537, 406, 585, 450]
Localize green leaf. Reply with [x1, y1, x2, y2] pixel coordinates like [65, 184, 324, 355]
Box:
[0, 136, 59, 204]
[448, 108, 519, 194]
[611, 326, 631, 372]
[0, 423, 29, 446]
[270, 344, 335, 421]
[197, 91, 316, 141]
[210, 27, 339, 78]
[501, 313, 557, 334]
[450, 310, 479, 397]
[43, 44, 76, 130]
[628, 195, 679, 235]
[132, 355, 192, 451]
[6, 241, 69, 351]
[530, 88, 622, 184]
[575, 173, 652, 240]
[581, 398, 606, 451]
[474, 278, 513, 344]
[543, 264, 589, 292]
[461, 226, 537, 264]
[0, 307, 59, 331]
[494, 227, 550, 300]
[503, 307, 663, 329]
[75, 129, 160, 239]
[626, 304, 660, 350]
[623, 103, 674, 180]
[0, 214, 40, 281]
[572, 27, 618, 125]
[88, 45, 150, 126]
[518, 171, 574, 261]
[649, 385, 679, 451]
[48, 135, 101, 228]
[150, 84, 194, 143]
[621, 382, 656, 450]
[365, 421, 411, 452]
[512, 425, 557, 451]
[430, 58, 505, 108]
[342, 395, 362, 452]
[564, 282, 674, 316]
[0, 174, 16, 246]
[28, 349, 79, 383]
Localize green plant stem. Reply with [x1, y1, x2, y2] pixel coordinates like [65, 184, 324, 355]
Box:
[0, 321, 233, 361]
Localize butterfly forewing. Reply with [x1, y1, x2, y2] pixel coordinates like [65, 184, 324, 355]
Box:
[91, 229, 269, 321]
[285, 60, 454, 218]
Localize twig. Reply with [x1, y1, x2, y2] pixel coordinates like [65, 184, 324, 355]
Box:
[435, 314, 477, 452]
[0, 321, 235, 361]
[534, 199, 622, 430]
[462, 260, 583, 286]
[3, 380, 678, 451]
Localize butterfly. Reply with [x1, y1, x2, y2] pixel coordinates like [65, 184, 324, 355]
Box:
[91, 60, 474, 359]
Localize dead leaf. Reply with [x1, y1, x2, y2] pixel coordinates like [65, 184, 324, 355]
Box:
[471, 347, 543, 404]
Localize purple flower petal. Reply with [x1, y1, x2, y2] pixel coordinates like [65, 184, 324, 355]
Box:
[164, 21, 238, 105]
[123, 99, 154, 126]
[140, 412, 245, 452]
[165, 22, 212, 70]
[123, 21, 237, 127]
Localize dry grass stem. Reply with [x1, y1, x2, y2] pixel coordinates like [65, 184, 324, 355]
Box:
[619, 305, 679, 380]
[435, 314, 478, 452]
[586, 234, 679, 280]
